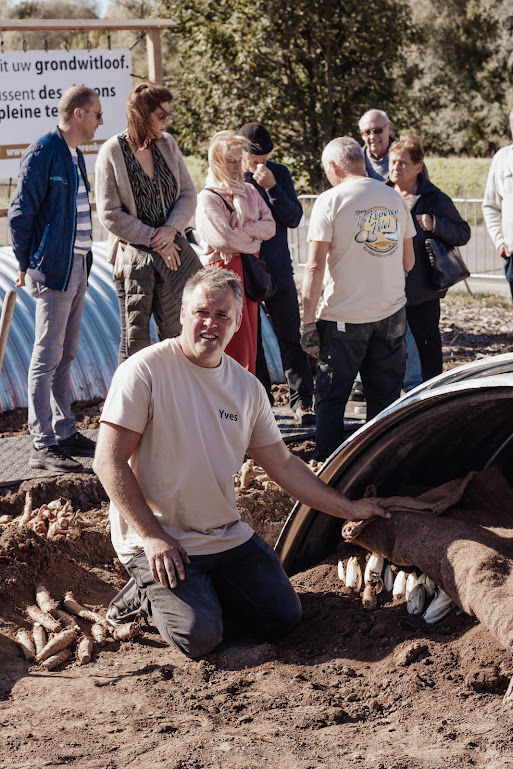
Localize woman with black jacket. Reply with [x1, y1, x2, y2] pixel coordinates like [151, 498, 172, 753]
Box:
[389, 134, 471, 381]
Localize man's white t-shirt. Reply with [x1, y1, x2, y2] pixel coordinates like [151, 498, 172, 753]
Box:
[307, 176, 416, 323]
[101, 338, 282, 564]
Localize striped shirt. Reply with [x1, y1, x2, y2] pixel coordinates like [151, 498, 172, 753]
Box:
[70, 147, 92, 254]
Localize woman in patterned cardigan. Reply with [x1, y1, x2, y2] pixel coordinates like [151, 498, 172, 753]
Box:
[95, 82, 201, 363]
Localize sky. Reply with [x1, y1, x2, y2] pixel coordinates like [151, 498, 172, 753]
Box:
[8, 0, 111, 17]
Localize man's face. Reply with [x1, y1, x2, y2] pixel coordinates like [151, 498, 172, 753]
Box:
[78, 97, 103, 142]
[179, 284, 241, 368]
[360, 113, 392, 160]
[242, 151, 270, 173]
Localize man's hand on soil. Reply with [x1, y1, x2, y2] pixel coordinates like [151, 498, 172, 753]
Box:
[145, 534, 190, 589]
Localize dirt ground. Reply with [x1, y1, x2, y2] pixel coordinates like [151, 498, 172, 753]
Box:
[1, 293, 513, 769]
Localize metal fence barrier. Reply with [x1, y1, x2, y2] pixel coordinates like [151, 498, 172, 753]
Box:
[288, 196, 503, 278]
[0, 186, 505, 279]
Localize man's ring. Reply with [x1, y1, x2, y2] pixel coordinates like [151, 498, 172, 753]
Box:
[167, 256, 171, 260]
[163, 241, 167, 246]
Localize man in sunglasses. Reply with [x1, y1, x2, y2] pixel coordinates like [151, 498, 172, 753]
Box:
[358, 109, 423, 393]
[8, 85, 103, 473]
[359, 109, 394, 181]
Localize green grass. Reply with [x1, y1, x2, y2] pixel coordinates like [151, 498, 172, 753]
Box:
[0, 155, 494, 203]
[424, 157, 491, 200]
[442, 290, 513, 310]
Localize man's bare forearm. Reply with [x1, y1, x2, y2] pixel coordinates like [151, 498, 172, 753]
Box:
[94, 453, 166, 541]
[302, 241, 329, 325]
[249, 443, 389, 522]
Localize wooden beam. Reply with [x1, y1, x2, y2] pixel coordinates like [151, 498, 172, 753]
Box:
[0, 19, 177, 32]
[146, 28, 162, 85]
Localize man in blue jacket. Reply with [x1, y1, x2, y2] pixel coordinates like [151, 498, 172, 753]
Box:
[8, 85, 103, 473]
[239, 123, 315, 425]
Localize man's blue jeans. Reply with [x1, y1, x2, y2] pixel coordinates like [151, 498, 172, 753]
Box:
[314, 308, 407, 461]
[126, 533, 302, 658]
[26, 254, 87, 448]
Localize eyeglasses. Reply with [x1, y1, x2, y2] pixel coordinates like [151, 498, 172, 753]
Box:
[360, 125, 389, 136]
[86, 109, 103, 120]
[154, 109, 172, 123]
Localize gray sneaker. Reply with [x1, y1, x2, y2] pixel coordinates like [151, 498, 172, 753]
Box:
[29, 445, 84, 474]
[107, 578, 144, 625]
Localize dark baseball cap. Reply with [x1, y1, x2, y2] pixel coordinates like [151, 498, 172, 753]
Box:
[238, 123, 274, 154]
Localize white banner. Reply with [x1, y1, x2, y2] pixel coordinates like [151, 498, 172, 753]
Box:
[0, 49, 133, 177]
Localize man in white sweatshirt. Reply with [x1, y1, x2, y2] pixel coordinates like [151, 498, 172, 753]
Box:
[483, 109, 513, 298]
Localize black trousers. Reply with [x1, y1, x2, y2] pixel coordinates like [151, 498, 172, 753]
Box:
[406, 298, 442, 382]
[256, 276, 314, 410]
[314, 309, 406, 461]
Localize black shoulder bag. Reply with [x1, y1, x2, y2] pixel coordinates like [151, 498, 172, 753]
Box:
[425, 238, 470, 291]
[204, 188, 276, 302]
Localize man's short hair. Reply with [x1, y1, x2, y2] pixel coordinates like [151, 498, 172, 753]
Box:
[182, 267, 244, 318]
[58, 86, 97, 123]
[358, 109, 391, 130]
[322, 137, 364, 172]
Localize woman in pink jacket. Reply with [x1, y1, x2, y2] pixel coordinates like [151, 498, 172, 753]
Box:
[195, 130, 275, 373]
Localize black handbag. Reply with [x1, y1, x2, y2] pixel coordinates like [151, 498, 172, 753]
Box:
[204, 188, 276, 302]
[425, 238, 470, 291]
[240, 252, 276, 302]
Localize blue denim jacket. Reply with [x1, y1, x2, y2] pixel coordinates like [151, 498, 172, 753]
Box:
[8, 127, 92, 291]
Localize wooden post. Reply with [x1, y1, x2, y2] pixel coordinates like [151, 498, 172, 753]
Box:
[146, 28, 163, 85]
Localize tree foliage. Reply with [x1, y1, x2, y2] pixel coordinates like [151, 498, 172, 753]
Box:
[397, 0, 513, 157]
[5, 0, 99, 51]
[161, 0, 413, 189]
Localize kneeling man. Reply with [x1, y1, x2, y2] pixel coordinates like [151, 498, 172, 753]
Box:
[93, 268, 388, 657]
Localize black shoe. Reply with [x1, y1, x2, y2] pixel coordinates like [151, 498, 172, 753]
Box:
[107, 578, 144, 625]
[57, 431, 96, 457]
[29, 445, 84, 474]
[294, 404, 316, 426]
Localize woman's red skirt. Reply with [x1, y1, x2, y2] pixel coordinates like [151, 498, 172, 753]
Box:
[205, 254, 258, 374]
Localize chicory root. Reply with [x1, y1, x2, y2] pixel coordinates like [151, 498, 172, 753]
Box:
[40, 648, 72, 671]
[26, 605, 61, 633]
[16, 629, 36, 661]
[36, 628, 77, 663]
[77, 636, 94, 665]
[32, 622, 46, 655]
[111, 622, 142, 641]
[90, 623, 107, 646]
[35, 584, 58, 616]
[54, 609, 79, 629]
[63, 591, 102, 624]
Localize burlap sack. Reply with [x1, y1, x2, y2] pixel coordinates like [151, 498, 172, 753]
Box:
[341, 466, 513, 650]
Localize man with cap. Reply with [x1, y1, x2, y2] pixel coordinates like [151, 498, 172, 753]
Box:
[238, 122, 315, 425]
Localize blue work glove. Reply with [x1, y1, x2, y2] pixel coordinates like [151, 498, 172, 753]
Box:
[300, 322, 321, 358]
